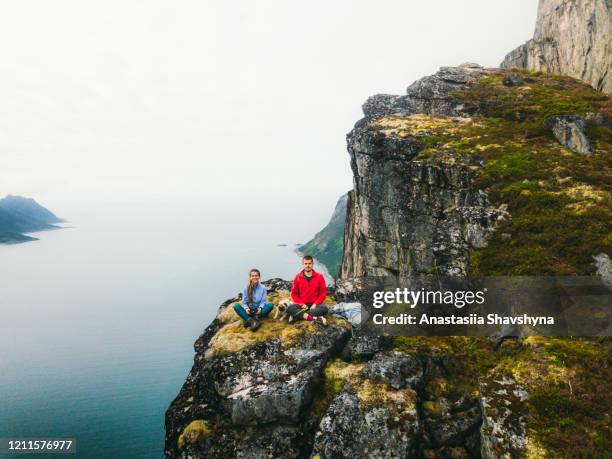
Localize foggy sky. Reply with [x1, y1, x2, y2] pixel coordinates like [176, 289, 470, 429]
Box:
[0, 1, 537, 214]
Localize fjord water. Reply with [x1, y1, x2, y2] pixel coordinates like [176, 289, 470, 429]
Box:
[0, 201, 326, 458]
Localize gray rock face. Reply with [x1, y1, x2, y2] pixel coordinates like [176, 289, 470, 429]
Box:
[362, 94, 412, 120]
[312, 389, 419, 459]
[501, 0, 611, 92]
[340, 64, 509, 279]
[545, 115, 594, 154]
[479, 373, 528, 459]
[406, 64, 486, 116]
[360, 64, 486, 122]
[340, 136, 507, 278]
[311, 352, 423, 458]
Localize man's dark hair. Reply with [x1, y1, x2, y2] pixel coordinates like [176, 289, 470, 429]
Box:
[302, 255, 314, 262]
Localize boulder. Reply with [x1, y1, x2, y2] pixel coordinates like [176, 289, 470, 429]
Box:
[340, 335, 393, 362]
[362, 350, 424, 389]
[502, 74, 524, 87]
[545, 115, 594, 154]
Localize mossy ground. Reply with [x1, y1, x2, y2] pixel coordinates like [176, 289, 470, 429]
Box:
[457, 70, 611, 276]
[208, 294, 349, 357]
[394, 336, 612, 457]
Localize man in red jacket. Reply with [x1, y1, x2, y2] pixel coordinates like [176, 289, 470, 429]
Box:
[287, 255, 328, 325]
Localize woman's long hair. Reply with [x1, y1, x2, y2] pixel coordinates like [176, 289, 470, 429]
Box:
[247, 268, 261, 304]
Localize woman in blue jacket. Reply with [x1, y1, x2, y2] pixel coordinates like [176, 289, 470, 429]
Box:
[233, 268, 273, 331]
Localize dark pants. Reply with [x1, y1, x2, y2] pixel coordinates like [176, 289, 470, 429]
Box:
[233, 302, 273, 322]
[286, 303, 328, 320]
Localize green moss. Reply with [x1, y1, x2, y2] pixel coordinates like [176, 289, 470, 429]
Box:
[418, 134, 444, 149]
[208, 296, 349, 357]
[422, 400, 443, 418]
[310, 373, 344, 422]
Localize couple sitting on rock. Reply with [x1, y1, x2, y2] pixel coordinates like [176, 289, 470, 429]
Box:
[233, 255, 329, 331]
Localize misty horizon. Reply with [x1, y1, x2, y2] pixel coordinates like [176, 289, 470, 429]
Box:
[0, 0, 537, 217]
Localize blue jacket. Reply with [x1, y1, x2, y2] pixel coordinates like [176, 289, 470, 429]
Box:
[242, 283, 267, 310]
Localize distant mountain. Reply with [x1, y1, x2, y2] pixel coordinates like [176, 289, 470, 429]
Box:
[299, 193, 348, 278]
[0, 232, 38, 244]
[0, 195, 62, 244]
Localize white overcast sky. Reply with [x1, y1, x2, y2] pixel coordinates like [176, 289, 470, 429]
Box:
[0, 0, 537, 213]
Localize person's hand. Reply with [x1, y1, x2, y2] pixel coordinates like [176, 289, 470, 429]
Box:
[300, 304, 308, 310]
[256, 307, 262, 316]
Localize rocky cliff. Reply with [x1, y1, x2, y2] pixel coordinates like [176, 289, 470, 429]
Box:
[342, 64, 610, 279]
[501, 0, 611, 93]
[166, 65, 611, 458]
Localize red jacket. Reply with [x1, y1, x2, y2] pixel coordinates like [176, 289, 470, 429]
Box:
[291, 269, 327, 305]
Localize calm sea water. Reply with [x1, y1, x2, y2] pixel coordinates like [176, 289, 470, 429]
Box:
[0, 201, 328, 458]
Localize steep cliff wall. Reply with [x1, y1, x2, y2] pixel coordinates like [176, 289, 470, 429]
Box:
[501, 0, 611, 92]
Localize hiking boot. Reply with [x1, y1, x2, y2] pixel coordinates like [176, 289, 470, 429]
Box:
[243, 319, 252, 328]
[314, 316, 327, 326]
[250, 317, 261, 332]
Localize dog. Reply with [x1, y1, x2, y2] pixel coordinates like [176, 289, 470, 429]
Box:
[274, 299, 294, 322]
